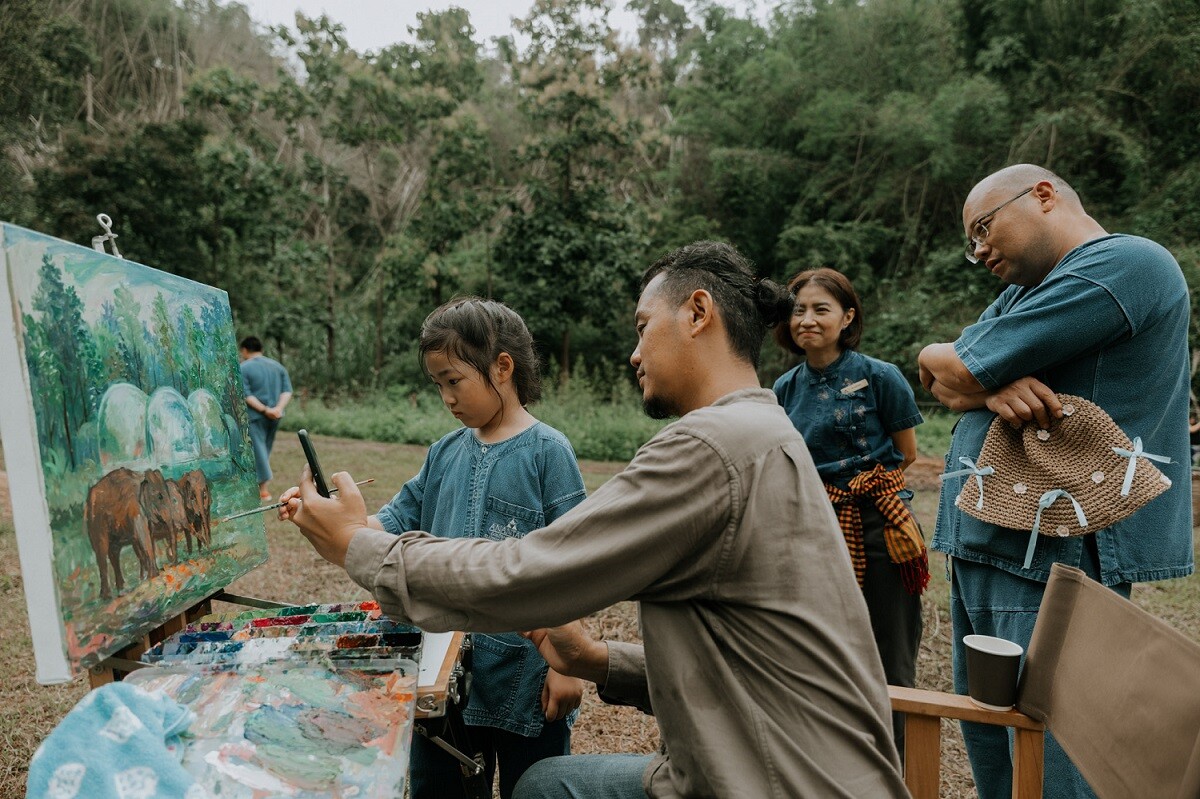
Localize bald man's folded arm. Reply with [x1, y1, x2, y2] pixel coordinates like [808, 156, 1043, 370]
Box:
[919, 343, 986, 396]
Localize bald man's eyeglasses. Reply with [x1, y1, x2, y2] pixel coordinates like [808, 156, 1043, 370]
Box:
[965, 186, 1035, 263]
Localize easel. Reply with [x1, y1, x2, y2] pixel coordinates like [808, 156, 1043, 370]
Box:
[78, 211, 487, 793]
[88, 591, 490, 797]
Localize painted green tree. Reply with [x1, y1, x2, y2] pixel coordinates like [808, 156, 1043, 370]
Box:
[24, 255, 102, 469]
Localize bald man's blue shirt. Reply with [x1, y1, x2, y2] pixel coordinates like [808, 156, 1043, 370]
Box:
[934, 234, 1193, 585]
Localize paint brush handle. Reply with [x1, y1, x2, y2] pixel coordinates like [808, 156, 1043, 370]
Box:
[218, 479, 375, 523]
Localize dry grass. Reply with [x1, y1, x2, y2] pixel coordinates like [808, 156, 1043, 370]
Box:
[1, 438, 1197, 798]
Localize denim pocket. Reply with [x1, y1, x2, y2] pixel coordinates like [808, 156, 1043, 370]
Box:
[484, 496, 544, 540]
[464, 633, 545, 734]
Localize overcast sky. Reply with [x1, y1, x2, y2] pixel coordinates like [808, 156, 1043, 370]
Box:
[234, 0, 650, 53]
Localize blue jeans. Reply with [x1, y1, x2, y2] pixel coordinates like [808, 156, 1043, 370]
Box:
[411, 719, 572, 799]
[950, 542, 1131, 799]
[247, 415, 278, 483]
[513, 754, 652, 799]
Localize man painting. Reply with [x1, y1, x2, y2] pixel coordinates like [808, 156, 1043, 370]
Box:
[283, 241, 908, 798]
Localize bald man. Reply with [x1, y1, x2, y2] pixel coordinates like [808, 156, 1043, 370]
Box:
[919, 164, 1193, 798]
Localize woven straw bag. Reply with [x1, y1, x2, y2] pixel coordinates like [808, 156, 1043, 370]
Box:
[954, 394, 1171, 537]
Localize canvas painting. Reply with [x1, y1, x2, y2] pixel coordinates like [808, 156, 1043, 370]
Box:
[0, 223, 269, 683]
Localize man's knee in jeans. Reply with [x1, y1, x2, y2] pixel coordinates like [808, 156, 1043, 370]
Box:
[512, 754, 650, 799]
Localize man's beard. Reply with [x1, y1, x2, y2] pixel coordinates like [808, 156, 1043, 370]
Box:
[642, 393, 679, 420]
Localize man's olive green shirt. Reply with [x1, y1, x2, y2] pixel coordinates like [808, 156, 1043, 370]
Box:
[345, 389, 906, 798]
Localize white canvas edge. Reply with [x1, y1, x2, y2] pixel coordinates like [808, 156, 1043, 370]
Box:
[417, 630, 455, 688]
[0, 224, 72, 684]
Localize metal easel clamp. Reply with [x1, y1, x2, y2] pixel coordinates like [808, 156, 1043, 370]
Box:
[91, 656, 148, 674]
[414, 635, 488, 797]
[210, 590, 294, 610]
[90, 213, 122, 258]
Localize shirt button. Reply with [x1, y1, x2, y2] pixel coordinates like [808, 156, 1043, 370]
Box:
[480, 446, 488, 453]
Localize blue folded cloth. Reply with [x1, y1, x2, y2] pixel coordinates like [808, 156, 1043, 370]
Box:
[27, 681, 199, 799]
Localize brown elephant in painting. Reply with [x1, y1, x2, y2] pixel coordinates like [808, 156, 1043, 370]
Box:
[139, 469, 187, 567]
[85, 467, 157, 600]
[176, 469, 212, 552]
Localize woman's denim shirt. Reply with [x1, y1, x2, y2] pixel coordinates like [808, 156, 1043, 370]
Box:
[377, 421, 586, 736]
[773, 349, 923, 490]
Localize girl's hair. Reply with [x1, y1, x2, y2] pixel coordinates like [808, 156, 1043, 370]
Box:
[772, 268, 864, 355]
[418, 297, 543, 405]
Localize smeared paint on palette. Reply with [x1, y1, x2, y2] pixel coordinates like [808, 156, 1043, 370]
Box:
[142, 600, 421, 670]
[126, 663, 417, 798]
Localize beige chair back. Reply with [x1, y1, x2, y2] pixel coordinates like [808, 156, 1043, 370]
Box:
[1018, 563, 1200, 799]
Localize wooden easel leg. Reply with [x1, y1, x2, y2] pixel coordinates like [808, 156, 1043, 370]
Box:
[904, 714, 941, 799]
[87, 597, 216, 688]
[87, 634, 151, 688]
[1012, 727, 1044, 799]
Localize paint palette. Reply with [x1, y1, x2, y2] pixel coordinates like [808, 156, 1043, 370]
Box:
[132, 601, 422, 796]
[141, 600, 423, 671]
[126, 662, 417, 798]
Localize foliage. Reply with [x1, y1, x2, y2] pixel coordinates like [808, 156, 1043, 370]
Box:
[282, 376, 666, 462]
[493, 0, 654, 382]
[2, 0, 1200, 400]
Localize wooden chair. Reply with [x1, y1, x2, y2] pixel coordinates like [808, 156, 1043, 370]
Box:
[890, 563, 1200, 799]
[889, 686, 1044, 799]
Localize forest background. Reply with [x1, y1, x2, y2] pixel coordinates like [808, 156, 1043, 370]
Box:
[3, 0, 1200, 462]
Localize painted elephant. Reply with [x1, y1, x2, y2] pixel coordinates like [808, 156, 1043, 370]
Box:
[175, 469, 212, 552]
[139, 469, 186, 567]
[85, 467, 157, 600]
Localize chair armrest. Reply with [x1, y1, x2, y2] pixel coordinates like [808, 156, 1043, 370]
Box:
[889, 685, 1044, 730]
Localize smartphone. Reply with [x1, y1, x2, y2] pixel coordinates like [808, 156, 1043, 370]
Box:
[297, 429, 331, 497]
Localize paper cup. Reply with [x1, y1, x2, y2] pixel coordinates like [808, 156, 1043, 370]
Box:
[964, 634, 1024, 711]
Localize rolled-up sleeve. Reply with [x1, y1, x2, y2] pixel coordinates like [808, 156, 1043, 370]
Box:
[598, 640, 652, 714]
[955, 276, 1129, 389]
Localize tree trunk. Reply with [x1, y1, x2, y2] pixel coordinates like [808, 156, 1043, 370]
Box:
[60, 385, 76, 470]
[374, 276, 384, 379]
[485, 236, 493, 299]
[559, 328, 571, 388]
[322, 173, 337, 379]
[85, 71, 95, 128]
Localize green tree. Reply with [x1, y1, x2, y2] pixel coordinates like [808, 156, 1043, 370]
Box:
[495, 0, 650, 383]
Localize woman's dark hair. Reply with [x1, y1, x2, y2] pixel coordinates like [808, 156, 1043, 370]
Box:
[418, 297, 543, 405]
[772, 268, 864, 355]
[641, 241, 793, 368]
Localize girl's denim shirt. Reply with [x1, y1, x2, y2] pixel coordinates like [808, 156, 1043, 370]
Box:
[773, 349, 923, 490]
[377, 421, 586, 736]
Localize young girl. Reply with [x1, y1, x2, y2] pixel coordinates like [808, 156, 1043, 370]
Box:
[772, 268, 927, 756]
[282, 297, 587, 799]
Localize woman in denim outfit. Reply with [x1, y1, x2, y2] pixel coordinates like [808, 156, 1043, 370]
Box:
[286, 298, 587, 798]
[772, 268, 927, 755]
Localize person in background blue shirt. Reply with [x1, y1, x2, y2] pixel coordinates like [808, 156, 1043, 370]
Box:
[772, 267, 927, 756]
[280, 297, 587, 799]
[919, 164, 1193, 799]
[238, 336, 292, 499]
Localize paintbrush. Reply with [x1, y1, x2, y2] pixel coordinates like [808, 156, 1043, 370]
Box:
[216, 479, 375, 525]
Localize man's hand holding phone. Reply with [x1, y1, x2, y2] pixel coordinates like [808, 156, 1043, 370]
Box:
[286, 466, 369, 568]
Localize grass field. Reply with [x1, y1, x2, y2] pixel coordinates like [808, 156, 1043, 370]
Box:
[1, 431, 1197, 798]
